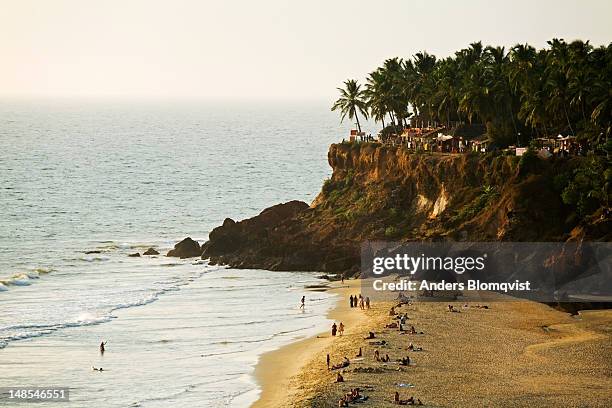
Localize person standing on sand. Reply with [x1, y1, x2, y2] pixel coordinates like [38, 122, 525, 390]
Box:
[349, 295, 354, 308]
[99, 341, 106, 354]
[326, 353, 330, 369]
[331, 323, 337, 336]
[300, 296, 305, 309]
[365, 297, 370, 309]
[339, 322, 345, 336]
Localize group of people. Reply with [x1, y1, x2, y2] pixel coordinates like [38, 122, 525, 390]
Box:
[338, 388, 368, 406]
[331, 322, 345, 336]
[349, 294, 370, 309]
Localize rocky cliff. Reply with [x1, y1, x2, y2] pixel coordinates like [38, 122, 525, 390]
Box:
[188, 143, 610, 276]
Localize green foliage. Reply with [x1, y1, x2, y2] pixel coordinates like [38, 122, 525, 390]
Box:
[451, 185, 500, 223]
[335, 39, 612, 149]
[518, 146, 541, 175]
[560, 156, 610, 216]
[384, 226, 400, 238]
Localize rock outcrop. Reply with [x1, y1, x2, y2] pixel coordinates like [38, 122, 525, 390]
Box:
[188, 142, 609, 276]
[167, 237, 201, 258]
[143, 248, 160, 255]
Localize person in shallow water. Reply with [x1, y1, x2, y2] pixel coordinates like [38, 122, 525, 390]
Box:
[300, 296, 305, 309]
[99, 341, 106, 354]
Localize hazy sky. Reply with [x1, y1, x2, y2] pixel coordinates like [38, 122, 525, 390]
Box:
[1, 0, 611, 101]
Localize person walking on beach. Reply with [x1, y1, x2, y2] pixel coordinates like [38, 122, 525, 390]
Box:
[99, 341, 106, 354]
[359, 297, 364, 310]
[331, 323, 337, 336]
[349, 295, 354, 308]
[365, 297, 370, 309]
[300, 296, 305, 309]
[326, 353, 330, 369]
[338, 322, 345, 336]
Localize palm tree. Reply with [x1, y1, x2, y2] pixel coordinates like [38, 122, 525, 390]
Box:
[331, 79, 368, 133]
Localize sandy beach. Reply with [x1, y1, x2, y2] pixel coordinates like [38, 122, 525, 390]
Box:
[253, 280, 612, 407]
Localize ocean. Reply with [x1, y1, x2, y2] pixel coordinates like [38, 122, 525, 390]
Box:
[0, 100, 350, 406]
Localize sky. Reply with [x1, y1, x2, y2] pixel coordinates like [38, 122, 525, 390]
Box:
[1, 0, 611, 101]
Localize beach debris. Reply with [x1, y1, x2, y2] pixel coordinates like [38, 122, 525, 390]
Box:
[128, 252, 141, 257]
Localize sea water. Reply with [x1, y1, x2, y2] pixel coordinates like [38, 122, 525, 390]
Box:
[0, 100, 356, 407]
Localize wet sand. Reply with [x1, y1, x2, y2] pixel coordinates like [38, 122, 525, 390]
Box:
[253, 280, 612, 407]
[253, 279, 367, 407]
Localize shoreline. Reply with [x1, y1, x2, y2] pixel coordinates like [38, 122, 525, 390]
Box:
[252, 281, 612, 407]
[252, 279, 367, 407]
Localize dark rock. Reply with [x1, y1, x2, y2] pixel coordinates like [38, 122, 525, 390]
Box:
[85, 250, 102, 254]
[128, 252, 141, 257]
[167, 237, 201, 258]
[143, 248, 159, 256]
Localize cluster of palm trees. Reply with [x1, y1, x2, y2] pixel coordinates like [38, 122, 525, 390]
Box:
[332, 39, 611, 148]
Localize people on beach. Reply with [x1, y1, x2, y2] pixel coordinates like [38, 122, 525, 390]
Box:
[349, 295, 354, 308]
[359, 297, 365, 310]
[389, 306, 397, 316]
[335, 372, 344, 382]
[331, 357, 350, 370]
[92, 366, 103, 372]
[356, 347, 362, 357]
[365, 331, 376, 339]
[365, 297, 370, 309]
[374, 349, 381, 361]
[327, 353, 330, 369]
[393, 392, 422, 405]
[99, 341, 106, 354]
[300, 296, 305, 309]
[338, 322, 345, 336]
[331, 323, 337, 336]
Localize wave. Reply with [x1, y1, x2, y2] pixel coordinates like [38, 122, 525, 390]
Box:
[0, 267, 56, 290]
[0, 267, 214, 349]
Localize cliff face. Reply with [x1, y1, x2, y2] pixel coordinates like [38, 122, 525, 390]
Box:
[200, 143, 609, 275]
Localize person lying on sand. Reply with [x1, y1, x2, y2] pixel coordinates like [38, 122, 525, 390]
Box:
[386, 322, 398, 329]
[394, 392, 422, 405]
[408, 343, 423, 351]
[92, 366, 103, 372]
[448, 305, 460, 313]
[398, 356, 411, 366]
[407, 326, 424, 335]
[331, 357, 350, 370]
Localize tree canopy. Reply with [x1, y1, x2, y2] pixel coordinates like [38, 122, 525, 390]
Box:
[333, 39, 612, 149]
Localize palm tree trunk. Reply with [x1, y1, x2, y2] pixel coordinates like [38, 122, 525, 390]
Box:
[564, 105, 575, 135]
[355, 113, 362, 133]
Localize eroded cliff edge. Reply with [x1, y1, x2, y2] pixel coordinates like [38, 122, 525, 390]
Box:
[187, 143, 610, 275]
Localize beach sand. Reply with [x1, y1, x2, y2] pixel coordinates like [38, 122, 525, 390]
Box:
[253, 279, 367, 407]
[253, 280, 612, 407]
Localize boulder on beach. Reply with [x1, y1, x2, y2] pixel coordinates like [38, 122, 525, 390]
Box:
[167, 237, 201, 258]
[128, 252, 141, 257]
[143, 248, 160, 255]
